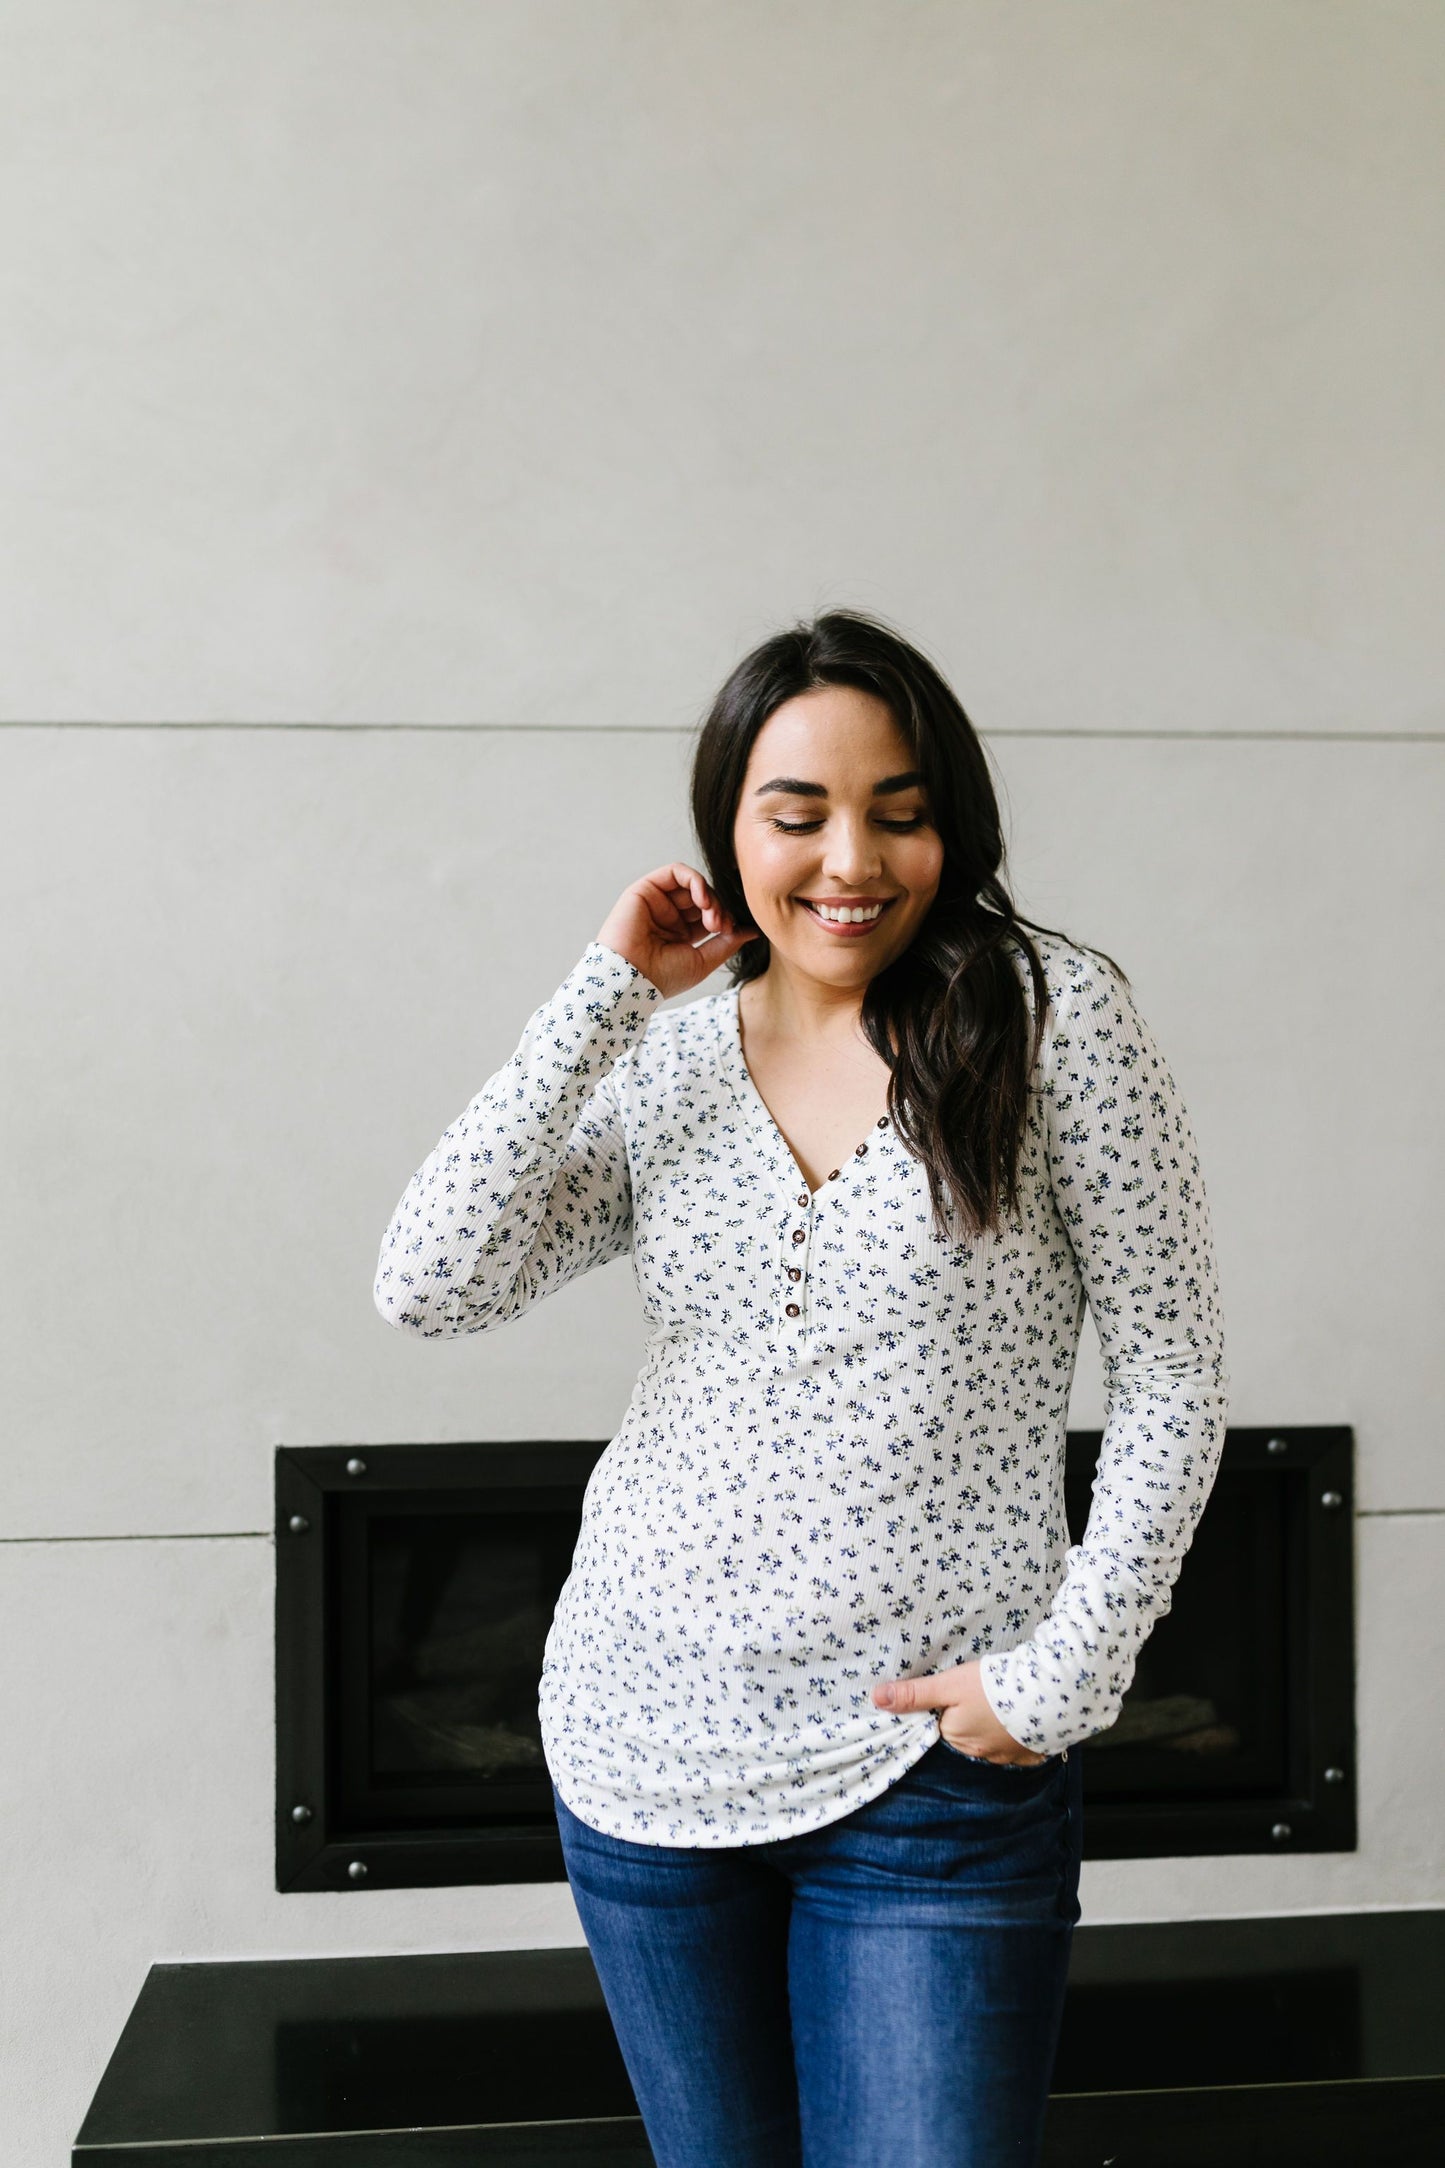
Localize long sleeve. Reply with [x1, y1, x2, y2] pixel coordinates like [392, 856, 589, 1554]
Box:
[373, 940, 663, 1338]
[977, 951, 1230, 1756]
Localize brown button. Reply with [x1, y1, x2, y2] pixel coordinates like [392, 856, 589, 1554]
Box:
[797, 1193, 809, 1208]
[827, 1168, 840, 1181]
[855, 1142, 868, 1157]
[877, 1116, 888, 1127]
[791, 1227, 806, 1245]
[785, 1302, 800, 1317]
[787, 1266, 801, 1281]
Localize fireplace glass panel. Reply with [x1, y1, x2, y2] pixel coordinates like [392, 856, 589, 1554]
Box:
[335, 1491, 579, 1829]
[1068, 1460, 1292, 1801]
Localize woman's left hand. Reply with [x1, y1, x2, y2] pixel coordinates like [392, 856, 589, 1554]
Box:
[872, 1659, 1050, 1766]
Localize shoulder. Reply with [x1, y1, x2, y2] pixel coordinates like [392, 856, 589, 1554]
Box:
[608, 976, 734, 1103]
[1004, 923, 1130, 1030]
[1002, 926, 1164, 1102]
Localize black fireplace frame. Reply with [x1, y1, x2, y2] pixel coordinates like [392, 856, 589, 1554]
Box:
[1064, 1423, 1356, 1859]
[275, 1426, 1355, 1892]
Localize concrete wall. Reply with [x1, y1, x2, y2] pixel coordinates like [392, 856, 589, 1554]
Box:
[4, 4, 1442, 2160]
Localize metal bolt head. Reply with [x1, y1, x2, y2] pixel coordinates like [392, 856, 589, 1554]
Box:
[290, 1803, 313, 1825]
[1324, 1766, 1345, 1785]
[347, 1859, 368, 1881]
[1271, 1822, 1292, 1841]
[1266, 1436, 1289, 1455]
[345, 1456, 367, 1479]
[1320, 1490, 1344, 1509]
[287, 1513, 309, 1535]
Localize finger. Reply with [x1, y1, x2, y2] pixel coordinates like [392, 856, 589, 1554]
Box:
[641, 874, 697, 923]
[872, 1677, 940, 1712]
[651, 867, 731, 940]
[635, 875, 693, 935]
[645, 871, 710, 932]
[645, 861, 704, 903]
[691, 922, 752, 953]
[661, 862, 717, 921]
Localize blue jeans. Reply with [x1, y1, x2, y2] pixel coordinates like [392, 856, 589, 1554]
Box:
[551, 1734, 1083, 2167]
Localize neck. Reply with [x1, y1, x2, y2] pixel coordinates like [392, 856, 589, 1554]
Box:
[740, 959, 868, 1046]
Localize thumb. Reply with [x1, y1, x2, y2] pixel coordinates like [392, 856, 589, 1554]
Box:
[696, 924, 757, 962]
[872, 1675, 941, 1713]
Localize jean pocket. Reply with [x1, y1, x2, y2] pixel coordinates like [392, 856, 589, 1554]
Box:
[935, 1734, 1058, 1773]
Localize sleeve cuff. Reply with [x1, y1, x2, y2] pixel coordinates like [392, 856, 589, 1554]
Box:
[976, 1645, 1082, 1760]
[584, 939, 668, 1006]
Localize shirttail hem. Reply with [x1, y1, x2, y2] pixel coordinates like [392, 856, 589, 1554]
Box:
[542, 1718, 947, 1850]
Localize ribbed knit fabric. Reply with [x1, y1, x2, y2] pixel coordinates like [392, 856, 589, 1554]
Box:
[375, 933, 1228, 1846]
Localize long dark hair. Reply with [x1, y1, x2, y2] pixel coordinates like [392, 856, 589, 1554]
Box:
[689, 608, 1126, 1242]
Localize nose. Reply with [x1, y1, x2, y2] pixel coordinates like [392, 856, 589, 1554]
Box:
[820, 814, 885, 886]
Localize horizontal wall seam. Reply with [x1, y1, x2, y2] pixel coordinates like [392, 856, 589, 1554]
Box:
[0, 1531, 272, 1544]
[3, 1505, 1442, 1543]
[1, 721, 1443, 745]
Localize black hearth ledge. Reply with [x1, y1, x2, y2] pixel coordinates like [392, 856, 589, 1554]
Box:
[74, 1909, 1445, 2168]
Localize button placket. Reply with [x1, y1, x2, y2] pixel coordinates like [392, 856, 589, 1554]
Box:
[781, 1121, 886, 1331]
[783, 1188, 811, 1327]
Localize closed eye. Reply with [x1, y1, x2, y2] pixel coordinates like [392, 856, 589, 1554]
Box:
[771, 817, 927, 834]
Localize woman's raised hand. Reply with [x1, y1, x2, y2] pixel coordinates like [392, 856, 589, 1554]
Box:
[598, 863, 756, 1000]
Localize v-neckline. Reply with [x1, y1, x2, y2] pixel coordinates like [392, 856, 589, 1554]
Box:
[721, 985, 892, 1199]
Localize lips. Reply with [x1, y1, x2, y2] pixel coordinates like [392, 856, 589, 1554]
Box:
[798, 897, 897, 922]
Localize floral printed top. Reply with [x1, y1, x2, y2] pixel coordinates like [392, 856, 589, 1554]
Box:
[374, 933, 1228, 1847]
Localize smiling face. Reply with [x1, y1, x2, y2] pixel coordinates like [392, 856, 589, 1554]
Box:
[732, 684, 945, 994]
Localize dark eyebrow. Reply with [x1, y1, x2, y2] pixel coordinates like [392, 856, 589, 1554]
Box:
[752, 770, 924, 799]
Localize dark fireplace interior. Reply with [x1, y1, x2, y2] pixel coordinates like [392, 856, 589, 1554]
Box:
[275, 1426, 1355, 1892]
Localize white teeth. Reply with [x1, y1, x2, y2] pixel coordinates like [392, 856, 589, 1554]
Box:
[812, 901, 885, 923]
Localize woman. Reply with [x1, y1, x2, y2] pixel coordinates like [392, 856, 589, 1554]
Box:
[374, 609, 1229, 2167]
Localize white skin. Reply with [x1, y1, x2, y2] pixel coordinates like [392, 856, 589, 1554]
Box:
[598, 683, 1045, 1764]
